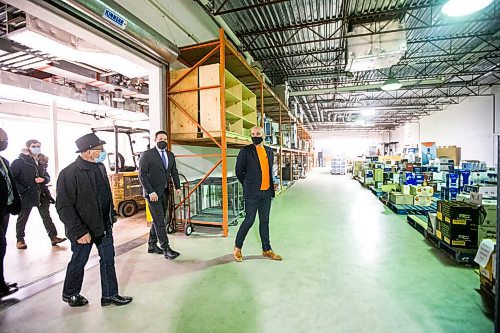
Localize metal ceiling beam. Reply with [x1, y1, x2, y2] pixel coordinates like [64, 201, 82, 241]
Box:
[243, 16, 500, 52]
[213, 0, 290, 16]
[236, 2, 442, 38]
[254, 47, 343, 62]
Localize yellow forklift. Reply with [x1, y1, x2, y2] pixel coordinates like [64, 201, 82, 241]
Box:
[92, 125, 149, 217]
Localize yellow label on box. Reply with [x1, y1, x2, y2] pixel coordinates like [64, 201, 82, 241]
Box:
[437, 212, 442, 220]
[453, 219, 467, 225]
[444, 236, 450, 244]
[452, 240, 466, 246]
[480, 267, 491, 279]
[445, 217, 451, 223]
[436, 230, 442, 239]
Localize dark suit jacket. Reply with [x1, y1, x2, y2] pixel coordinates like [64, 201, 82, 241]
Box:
[0, 157, 21, 217]
[138, 148, 181, 197]
[235, 144, 275, 199]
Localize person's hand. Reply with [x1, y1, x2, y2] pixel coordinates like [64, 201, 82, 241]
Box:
[77, 233, 91, 244]
[35, 177, 45, 184]
[175, 189, 182, 197]
[149, 192, 158, 202]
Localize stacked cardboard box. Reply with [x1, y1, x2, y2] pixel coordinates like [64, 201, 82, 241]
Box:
[478, 199, 497, 247]
[390, 193, 414, 205]
[410, 185, 434, 206]
[436, 201, 480, 248]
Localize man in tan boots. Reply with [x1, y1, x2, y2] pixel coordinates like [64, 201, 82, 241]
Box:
[233, 126, 282, 262]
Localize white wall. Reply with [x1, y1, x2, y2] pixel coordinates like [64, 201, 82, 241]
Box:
[389, 122, 420, 150]
[313, 132, 384, 159]
[115, 0, 219, 47]
[388, 92, 499, 166]
[420, 95, 495, 165]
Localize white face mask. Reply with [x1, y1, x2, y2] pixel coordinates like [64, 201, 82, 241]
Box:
[30, 147, 41, 155]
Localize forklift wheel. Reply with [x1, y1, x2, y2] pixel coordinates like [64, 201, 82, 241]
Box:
[167, 223, 175, 234]
[185, 224, 193, 236]
[118, 201, 137, 217]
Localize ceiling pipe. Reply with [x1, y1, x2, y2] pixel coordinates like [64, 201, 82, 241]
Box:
[289, 78, 444, 96]
[65, 0, 180, 64]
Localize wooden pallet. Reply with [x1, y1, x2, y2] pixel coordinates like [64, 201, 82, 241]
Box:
[407, 214, 428, 236]
[387, 201, 437, 215]
[369, 186, 385, 197]
[424, 230, 477, 266]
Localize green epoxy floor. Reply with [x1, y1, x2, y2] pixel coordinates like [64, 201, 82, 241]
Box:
[0, 168, 493, 332]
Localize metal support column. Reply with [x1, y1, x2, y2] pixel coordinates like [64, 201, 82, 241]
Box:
[495, 134, 500, 333]
[49, 99, 59, 176]
[219, 28, 229, 237]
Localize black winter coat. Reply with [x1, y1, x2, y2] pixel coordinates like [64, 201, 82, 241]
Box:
[56, 156, 116, 242]
[0, 157, 21, 217]
[11, 153, 50, 208]
[235, 144, 275, 199]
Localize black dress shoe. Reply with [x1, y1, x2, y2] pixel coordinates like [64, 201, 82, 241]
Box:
[101, 295, 133, 306]
[164, 247, 180, 260]
[147, 244, 163, 254]
[0, 285, 18, 297]
[62, 294, 89, 307]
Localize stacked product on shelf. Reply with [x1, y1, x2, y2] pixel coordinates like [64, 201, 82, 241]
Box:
[330, 156, 346, 175]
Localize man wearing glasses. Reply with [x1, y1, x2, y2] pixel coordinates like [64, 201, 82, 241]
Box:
[10, 139, 66, 249]
[56, 133, 132, 307]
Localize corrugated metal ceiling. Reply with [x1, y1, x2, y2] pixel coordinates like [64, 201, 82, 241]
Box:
[198, 0, 500, 131]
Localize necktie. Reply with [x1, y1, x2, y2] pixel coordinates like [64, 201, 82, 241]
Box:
[0, 157, 14, 205]
[161, 150, 167, 169]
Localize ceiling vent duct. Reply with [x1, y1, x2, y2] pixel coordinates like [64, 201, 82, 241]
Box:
[346, 20, 407, 72]
[6, 14, 149, 78]
[67, 0, 179, 64]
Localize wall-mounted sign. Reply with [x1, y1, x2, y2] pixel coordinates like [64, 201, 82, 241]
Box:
[103, 8, 128, 30]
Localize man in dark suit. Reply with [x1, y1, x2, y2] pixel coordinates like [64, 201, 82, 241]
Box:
[139, 130, 181, 260]
[0, 128, 21, 297]
[234, 126, 282, 262]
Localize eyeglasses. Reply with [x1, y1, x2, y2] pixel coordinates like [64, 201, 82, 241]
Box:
[30, 145, 41, 148]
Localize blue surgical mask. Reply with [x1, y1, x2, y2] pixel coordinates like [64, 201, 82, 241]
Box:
[31, 147, 41, 155]
[95, 151, 107, 163]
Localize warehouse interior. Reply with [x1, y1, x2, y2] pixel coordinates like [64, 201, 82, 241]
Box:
[0, 0, 499, 332]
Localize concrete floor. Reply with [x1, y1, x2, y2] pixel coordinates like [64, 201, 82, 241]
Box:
[0, 168, 493, 333]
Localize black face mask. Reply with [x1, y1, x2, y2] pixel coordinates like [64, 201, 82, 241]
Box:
[0, 141, 7, 152]
[156, 141, 167, 150]
[251, 136, 263, 145]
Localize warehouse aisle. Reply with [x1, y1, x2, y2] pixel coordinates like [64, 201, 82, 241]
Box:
[0, 168, 493, 333]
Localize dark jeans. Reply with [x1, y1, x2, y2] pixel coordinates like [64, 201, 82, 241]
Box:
[16, 195, 57, 241]
[147, 189, 170, 250]
[0, 214, 9, 288]
[62, 230, 118, 298]
[235, 191, 272, 251]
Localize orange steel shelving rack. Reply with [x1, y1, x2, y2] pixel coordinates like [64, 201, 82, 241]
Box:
[167, 28, 312, 236]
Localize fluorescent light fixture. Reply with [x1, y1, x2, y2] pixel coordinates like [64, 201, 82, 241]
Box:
[442, 0, 493, 16]
[7, 30, 148, 78]
[0, 83, 148, 121]
[381, 78, 402, 91]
